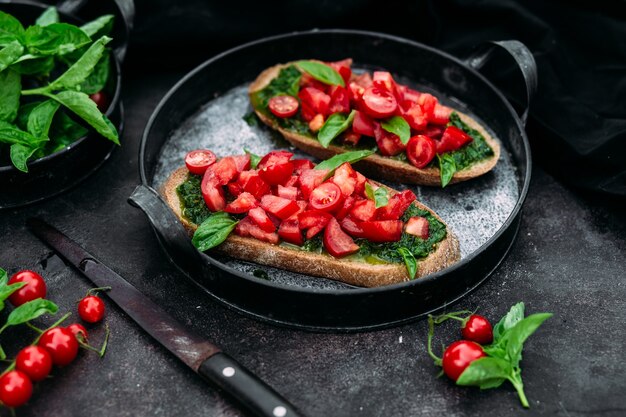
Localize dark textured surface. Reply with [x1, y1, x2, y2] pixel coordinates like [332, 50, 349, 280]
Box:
[0, 70, 624, 417]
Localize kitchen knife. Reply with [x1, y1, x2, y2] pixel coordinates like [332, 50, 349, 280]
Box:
[27, 218, 303, 417]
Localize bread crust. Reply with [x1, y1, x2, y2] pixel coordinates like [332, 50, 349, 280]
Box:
[161, 167, 460, 287]
[249, 63, 501, 186]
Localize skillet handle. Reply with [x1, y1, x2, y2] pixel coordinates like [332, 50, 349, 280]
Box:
[128, 184, 203, 276]
[464, 40, 538, 126]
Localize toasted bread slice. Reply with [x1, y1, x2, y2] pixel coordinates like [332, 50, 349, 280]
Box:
[161, 167, 461, 288]
[249, 63, 501, 186]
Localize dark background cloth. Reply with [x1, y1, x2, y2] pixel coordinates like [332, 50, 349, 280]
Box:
[123, 0, 626, 196]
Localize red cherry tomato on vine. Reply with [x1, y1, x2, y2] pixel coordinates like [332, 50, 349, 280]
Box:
[89, 91, 109, 111]
[38, 327, 79, 366]
[462, 314, 494, 345]
[442, 340, 486, 381]
[15, 346, 52, 382]
[78, 295, 106, 323]
[8, 270, 46, 307]
[67, 323, 89, 342]
[268, 95, 299, 118]
[0, 370, 33, 408]
[185, 150, 217, 175]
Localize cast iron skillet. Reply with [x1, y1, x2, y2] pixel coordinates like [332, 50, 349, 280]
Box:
[0, 0, 134, 209]
[129, 30, 536, 332]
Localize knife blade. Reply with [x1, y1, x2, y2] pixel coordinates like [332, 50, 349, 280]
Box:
[28, 218, 303, 417]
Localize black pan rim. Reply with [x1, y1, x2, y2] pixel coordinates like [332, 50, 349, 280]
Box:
[139, 28, 532, 296]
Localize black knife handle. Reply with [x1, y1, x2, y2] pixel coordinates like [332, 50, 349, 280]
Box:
[198, 353, 304, 417]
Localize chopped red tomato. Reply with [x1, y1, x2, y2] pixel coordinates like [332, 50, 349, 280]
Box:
[406, 135, 436, 169]
[436, 126, 473, 154]
[298, 87, 330, 117]
[291, 159, 315, 175]
[309, 182, 344, 213]
[284, 176, 299, 187]
[201, 172, 226, 212]
[354, 172, 367, 196]
[308, 114, 325, 132]
[236, 217, 280, 244]
[353, 72, 373, 88]
[298, 210, 332, 239]
[211, 157, 239, 185]
[398, 85, 421, 103]
[418, 93, 438, 119]
[185, 150, 216, 175]
[362, 87, 398, 118]
[374, 123, 405, 156]
[335, 196, 356, 220]
[352, 110, 375, 137]
[331, 163, 357, 196]
[227, 182, 243, 197]
[300, 73, 327, 91]
[359, 220, 403, 242]
[277, 185, 298, 200]
[248, 207, 276, 233]
[238, 170, 271, 199]
[278, 216, 303, 246]
[298, 169, 328, 200]
[260, 195, 301, 220]
[348, 82, 365, 104]
[224, 192, 258, 214]
[268, 95, 299, 118]
[399, 101, 428, 130]
[324, 218, 359, 257]
[405, 216, 429, 239]
[328, 85, 351, 114]
[258, 150, 294, 185]
[340, 216, 365, 238]
[420, 125, 445, 140]
[343, 129, 361, 145]
[372, 71, 398, 97]
[431, 104, 452, 125]
[232, 154, 251, 172]
[327, 59, 353, 84]
[350, 199, 377, 222]
[376, 190, 417, 220]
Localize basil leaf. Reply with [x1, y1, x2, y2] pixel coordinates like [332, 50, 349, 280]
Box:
[47, 90, 119, 144]
[437, 153, 456, 188]
[0, 268, 7, 286]
[365, 182, 389, 208]
[244, 149, 261, 169]
[10, 144, 40, 172]
[0, 11, 24, 46]
[0, 120, 38, 146]
[505, 313, 552, 367]
[0, 281, 26, 311]
[48, 111, 88, 152]
[79, 52, 110, 94]
[0, 41, 24, 71]
[397, 247, 418, 279]
[0, 69, 21, 122]
[3, 298, 58, 329]
[192, 212, 239, 252]
[318, 110, 355, 148]
[35, 7, 60, 26]
[381, 116, 411, 145]
[25, 23, 90, 56]
[314, 149, 374, 175]
[296, 60, 345, 87]
[27, 99, 60, 138]
[14, 56, 55, 76]
[80, 15, 115, 38]
[242, 112, 259, 127]
[48, 36, 112, 91]
[493, 302, 525, 342]
[456, 357, 513, 390]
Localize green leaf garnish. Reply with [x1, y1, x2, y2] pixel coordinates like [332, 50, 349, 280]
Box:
[314, 149, 374, 175]
[296, 60, 345, 87]
[397, 247, 418, 279]
[437, 153, 456, 187]
[192, 212, 239, 252]
[317, 110, 355, 148]
[365, 182, 389, 208]
[381, 116, 411, 145]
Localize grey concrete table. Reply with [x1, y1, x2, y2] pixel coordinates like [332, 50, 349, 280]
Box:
[1, 70, 624, 417]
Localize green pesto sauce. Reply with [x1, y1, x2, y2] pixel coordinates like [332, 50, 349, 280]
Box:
[443, 112, 494, 170]
[176, 173, 212, 225]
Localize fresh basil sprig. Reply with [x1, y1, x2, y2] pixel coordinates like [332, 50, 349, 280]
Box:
[314, 149, 374, 177]
[365, 182, 389, 208]
[0, 298, 59, 334]
[192, 212, 239, 252]
[296, 60, 344, 87]
[0, 267, 26, 312]
[244, 148, 261, 169]
[317, 110, 355, 148]
[381, 116, 411, 145]
[397, 247, 417, 279]
[437, 153, 456, 188]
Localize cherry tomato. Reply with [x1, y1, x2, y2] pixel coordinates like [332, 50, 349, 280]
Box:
[78, 295, 105, 323]
[361, 87, 398, 118]
[328, 85, 350, 114]
[298, 87, 330, 117]
[268, 95, 299, 118]
[277, 217, 303, 246]
[462, 314, 494, 345]
[442, 340, 486, 381]
[352, 111, 375, 137]
[185, 150, 217, 175]
[324, 217, 359, 257]
[8, 270, 46, 307]
[89, 91, 108, 111]
[406, 135, 436, 169]
[309, 182, 344, 213]
[0, 370, 33, 408]
[15, 346, 52, 382]
[376, 190, 417, 220]
[258, 150, 295, 185]
[38, 327, 79, 366]
[201, 168, 226, 211]
[67, 323, 89, 342]
[331, 162, 357, 197]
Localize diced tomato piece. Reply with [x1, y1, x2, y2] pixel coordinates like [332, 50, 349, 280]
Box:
[224, 192, 258, 214]
[277, 185, 298, 200]
[405, 216, 429, 239]
[248, 207, 276, 233]
[335, 195, 356, 220]
[298, 87, 330, 117]
[331, 163, 357, 197]
[227, 181, 243, 197]
[353, 72, 373, 88]
[238, 170, 271, 200]
[436, 126, 473, 154]
[268, 95, 299, 118]
[211, 157, 238, 185]
[418, 93, 438, 119]
[400, 101, 428, 130]
[348, 82, 365, 105]
[298, 210, 332, 239]
[258, 150, 294, 185]
[185, 150, 216, 175]
[340, 216, 365, 238]
[327, 58, 353, 84]
[232, 154, 251, 172]
[278, 216, 303, 246]
[419, 125, 445, 140]
[362, 87, 398, 119]
[328, 85, 351, 114]
[324, 218, 359, 257]
[372, 71, 398, 96]
[354, 172, 367, 197]
[406, 135, 436, 169]
[309, 182, 344, 213]
[376, 190, 417, 220]
[431, 104, 452, 125]
[352, 110, 375, 137]
[359, 220, 403, 242]
[235, 217, 279, 244]
[298, 169, 328, 200]
[350, 199, 377, 221]
[343, 129, 362, 145]
[373, 123, 406, 156]
[201, 171, 226, 212]
[260, 195, 300, 220]
[308, 114, 325, 132]
[300, 101, 316, 122]
[296, 200, 308, 213]
[234, 216, 253, 237]
[283, 175, 299, 187]
[300, 73, 327, 91]
[291, 159, 315, 175]
[399, 85, 422, 103]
